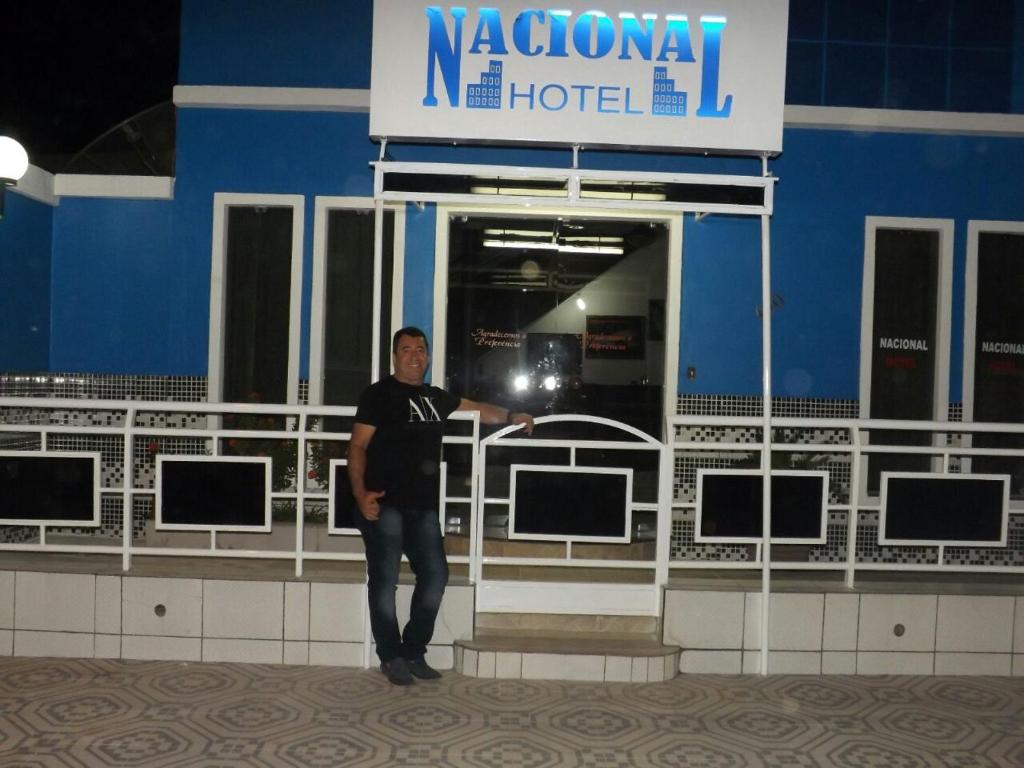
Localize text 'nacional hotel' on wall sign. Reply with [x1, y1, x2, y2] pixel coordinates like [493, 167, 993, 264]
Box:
[370, 1, 790, 155]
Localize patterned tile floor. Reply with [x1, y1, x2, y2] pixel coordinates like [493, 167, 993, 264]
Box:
[0, 658, 1022, 767]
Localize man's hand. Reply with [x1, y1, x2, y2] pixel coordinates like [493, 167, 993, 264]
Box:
[508, 412, 535, 435]
[356, 489, 386, 521]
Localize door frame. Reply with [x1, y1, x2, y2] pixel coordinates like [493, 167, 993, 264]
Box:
[431, 203, 682, 438]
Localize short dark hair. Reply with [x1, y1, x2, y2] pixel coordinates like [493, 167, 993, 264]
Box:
[392, 326, 429, 353]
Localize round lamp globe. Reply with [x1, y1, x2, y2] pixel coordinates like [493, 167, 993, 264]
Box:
[0, 137, 29, 183]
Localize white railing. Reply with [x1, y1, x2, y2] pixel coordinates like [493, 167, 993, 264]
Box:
[669, 414, 1024, 585]
[0, 397, 477, 576]
[473, 414, 671, 616]
[2, 397, 1022, 588]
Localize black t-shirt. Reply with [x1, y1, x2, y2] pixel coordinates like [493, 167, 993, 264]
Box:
[354, 377, 461, 509]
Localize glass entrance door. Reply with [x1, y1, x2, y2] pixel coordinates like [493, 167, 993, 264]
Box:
[444, 214, 670, 438]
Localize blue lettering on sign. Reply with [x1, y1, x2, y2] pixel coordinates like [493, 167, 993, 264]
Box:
[423, 6, 465, 107]
[619, 13, 654, 60]
[547, 10, 572, 57]
[422, 6, 733, 121]
[510, 81, 535, 109]
[657, 14, 696, 62]
[512, 9, 544, 56]
[696, 16, 732, 117]
[573, 11, 615, 59]
[469, 8, 509, 54]
[539, 83, 568, 110]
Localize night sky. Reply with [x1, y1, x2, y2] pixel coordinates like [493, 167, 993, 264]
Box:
[2, 2, 180, 172]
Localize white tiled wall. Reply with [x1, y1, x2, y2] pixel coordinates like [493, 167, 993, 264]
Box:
[822, 651, 856, 674]
[522, 652, 605, 681]
[936, 596, 1014, 653]
[96, 575, 121, 634]
[935, 652, 1012, 675]
[123, 577, 202, 637]
[663, 590, 744, 649]
[309, 583, 365, 642]
[679, 650, 741, 674]
[2, 570, 1021, 677]
[203, 580, 284, 640]
[203, 638, 283, 664]
[743, 593, 824, 651]
[284, 582, 310, 641]
[0, 570, 470, 670]
[1013, 597, 1024, 654]
[0, 571, 14, 629]
[743, 650, 821, 674]
[14, 629, 94, 658]
[15, 572, 95, 633]
[858, 594, 937, 652]
[122, 635, 201, 661]
[664, 588, 1022, 676]
[823, 594, 859, 650]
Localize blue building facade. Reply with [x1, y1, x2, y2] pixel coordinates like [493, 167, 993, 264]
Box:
[1, 0, 1022, 408]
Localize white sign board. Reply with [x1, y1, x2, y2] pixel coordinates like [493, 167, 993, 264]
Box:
[370, 1, 789, 154]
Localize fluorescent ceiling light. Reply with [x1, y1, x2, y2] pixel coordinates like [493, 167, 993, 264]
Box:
[581, 182, 666, 201]
[561, 235, 624, 243]
[482, 239, 623, 255]
[483, 228, 553, 238]
[470, 185, 566, 197]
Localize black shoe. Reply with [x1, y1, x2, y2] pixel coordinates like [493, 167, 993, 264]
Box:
[381, 657, 414, 686]
[407, 656, 442, 680]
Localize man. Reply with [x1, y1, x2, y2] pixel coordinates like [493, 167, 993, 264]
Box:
[348, 326, 534, 685]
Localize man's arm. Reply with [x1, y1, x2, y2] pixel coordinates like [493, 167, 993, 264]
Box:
[347, 422, 386, 520]
[457, 398, 535, 435]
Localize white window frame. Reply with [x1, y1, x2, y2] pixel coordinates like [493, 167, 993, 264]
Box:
[431, 203, 682, 436]
[208, 192, 305, 404]
[962, 219, 1024, 423]
[309, 197, 406, 405]
[859, 216, 954, 422]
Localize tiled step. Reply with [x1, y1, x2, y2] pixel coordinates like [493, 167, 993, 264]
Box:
[454, 630, 680, 682]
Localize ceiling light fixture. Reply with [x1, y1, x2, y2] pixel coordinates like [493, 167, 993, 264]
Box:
[482, 239, 623, 255]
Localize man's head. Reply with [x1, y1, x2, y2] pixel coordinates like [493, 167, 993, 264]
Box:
[392, 326, 430, 385]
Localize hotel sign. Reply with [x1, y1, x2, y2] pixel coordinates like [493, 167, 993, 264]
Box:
[370, 1, 789, 154]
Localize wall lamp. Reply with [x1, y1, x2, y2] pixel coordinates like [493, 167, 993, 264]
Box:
[0, 136, 29, 220]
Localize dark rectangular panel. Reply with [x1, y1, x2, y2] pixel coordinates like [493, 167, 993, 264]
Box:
[697, 471, 826, 542]
[330, 461, 359, 531]
[158, 458, 269, 529]
[512, 467, 629, 541]
[971, 231, 1024, 498]
[0, 453, 97, 525]
[881, 473, 1007, 545]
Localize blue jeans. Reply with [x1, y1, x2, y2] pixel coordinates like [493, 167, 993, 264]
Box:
[355, 505, 449, 663]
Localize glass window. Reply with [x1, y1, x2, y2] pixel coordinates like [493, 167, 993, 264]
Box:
[863, 224, 948, 493]
[222, 206, 294, 404]
[321, 209, 395, 405]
